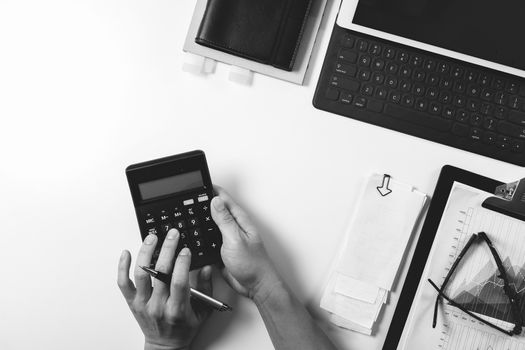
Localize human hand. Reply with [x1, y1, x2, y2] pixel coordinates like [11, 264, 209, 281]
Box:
[211, 187, 282, 303]
[118, 229, 212, 350]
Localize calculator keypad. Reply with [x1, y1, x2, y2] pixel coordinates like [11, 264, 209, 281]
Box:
[140, 192, 222, 270]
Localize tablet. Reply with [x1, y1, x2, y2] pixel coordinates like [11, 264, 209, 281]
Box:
[384, 165, 503, 349]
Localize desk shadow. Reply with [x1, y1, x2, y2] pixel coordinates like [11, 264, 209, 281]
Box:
[303, 0, 338, 87]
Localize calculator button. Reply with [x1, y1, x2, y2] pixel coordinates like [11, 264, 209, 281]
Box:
[198, 195, 209, 202]
[159, 214, 170, 221]
[160, 223, 172, 234]
[175, 220, 186, 230]
[179, 231, 188, 241]
[191, 228, 201, 237]
[187, 207, 195, 216]
[173, 210, 183, 219]
[206, 227, 223, 245]
[204, 215, 212, 223]
[146, 227, 158, 235]
[145, 214, 156, 225]
[183, 199, 195, 206]
[200, 204, 210, 213]
[188, 218, 199, 227]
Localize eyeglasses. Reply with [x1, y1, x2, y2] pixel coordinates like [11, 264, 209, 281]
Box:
[428, 231, 523, 336]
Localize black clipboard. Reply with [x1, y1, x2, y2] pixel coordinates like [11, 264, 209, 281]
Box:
[382, 165, 521, 350]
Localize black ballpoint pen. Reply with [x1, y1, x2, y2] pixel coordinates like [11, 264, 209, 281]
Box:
[140, 266, 232, 312]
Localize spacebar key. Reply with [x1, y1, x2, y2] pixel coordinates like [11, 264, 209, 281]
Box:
[384, 104, 452, 132]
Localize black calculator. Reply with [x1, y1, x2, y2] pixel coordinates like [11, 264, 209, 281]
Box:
[126, 150, 222, 270]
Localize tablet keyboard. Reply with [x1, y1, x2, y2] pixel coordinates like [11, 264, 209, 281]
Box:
[313, 26, 525, 166]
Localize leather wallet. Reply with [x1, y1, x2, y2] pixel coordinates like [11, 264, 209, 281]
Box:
[195, 0, 313, 71]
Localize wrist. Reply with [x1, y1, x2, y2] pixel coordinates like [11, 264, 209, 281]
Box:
[251, 270, 287, 306]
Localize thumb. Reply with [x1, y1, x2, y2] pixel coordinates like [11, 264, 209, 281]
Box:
[211, 196, 242, 243]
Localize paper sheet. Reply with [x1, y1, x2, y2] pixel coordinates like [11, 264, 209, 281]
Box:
[401, 183, 525, 350]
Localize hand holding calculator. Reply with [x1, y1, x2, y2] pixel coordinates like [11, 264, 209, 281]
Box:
[126, 150, 223, 270]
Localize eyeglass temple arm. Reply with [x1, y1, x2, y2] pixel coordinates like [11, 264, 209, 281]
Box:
[428, 279, 516, 336]
[432, 234, 478, 328]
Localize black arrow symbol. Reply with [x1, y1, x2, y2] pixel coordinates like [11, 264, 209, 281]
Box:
[377, 174, 393, 197]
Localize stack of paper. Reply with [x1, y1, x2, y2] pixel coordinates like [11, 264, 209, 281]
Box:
[321, 174, 427, 335]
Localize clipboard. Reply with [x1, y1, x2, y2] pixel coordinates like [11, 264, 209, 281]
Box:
[383, 165, 525, 350]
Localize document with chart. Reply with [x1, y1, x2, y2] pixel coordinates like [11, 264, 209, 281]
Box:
[401, 182, 525, 350]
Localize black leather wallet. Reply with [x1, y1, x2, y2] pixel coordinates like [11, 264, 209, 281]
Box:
[196, 0, 313, 71]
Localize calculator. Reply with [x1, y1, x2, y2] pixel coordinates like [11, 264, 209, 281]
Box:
[126, 150, 222, 270]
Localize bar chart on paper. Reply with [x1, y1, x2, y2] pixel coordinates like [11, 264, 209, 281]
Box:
[437, 199, 525, 349]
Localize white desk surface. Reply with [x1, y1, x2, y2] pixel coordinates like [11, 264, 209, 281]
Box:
[0, 1, 523, 350]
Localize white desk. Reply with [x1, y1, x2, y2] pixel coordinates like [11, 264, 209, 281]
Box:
[0, 1, 522, 349]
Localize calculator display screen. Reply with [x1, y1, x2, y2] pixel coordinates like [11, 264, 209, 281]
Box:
[138, 171, 204, 200]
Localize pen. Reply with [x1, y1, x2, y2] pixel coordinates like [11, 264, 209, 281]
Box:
[140, 266, 232, 312]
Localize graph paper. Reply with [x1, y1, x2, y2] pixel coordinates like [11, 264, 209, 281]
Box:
[401, 183, 525, 350]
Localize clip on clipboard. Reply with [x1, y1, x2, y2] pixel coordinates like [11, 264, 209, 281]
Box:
[483, 178, 525, 222]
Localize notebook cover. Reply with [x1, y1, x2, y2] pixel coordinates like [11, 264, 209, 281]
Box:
[195, 0, 313, 71]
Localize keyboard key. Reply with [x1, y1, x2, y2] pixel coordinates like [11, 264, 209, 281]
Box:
[357, 40, 369, 52]
[480, 103, 492, 116]
[397, 51, 409, 63]
[483, 117, 497, 131]
[439, 77, 452, 89]
[389, 91, 401, 104]
[470, 114, 483, 126]
[452, 123, 469, 137]
[402, 94, 415, 107]
[430, 102, 442, 115]
[478, 74, 491, 87]
[443, 107, 455, 119]
[369, 44, 381, 55]
[512, 140, 524, 153]
[342, 35, 355, 48]
[386, 76, 398, 88]
[384, 104, 452, 131]
[456, 110, 469, 123]
[354, 96, 367, 108]
[438, 63, 450, 74]
[453, 81, 466, 93]
[383, 47, 396, 59]
[361, 84, 374, 96]
[340, 92, 353, 104]
[465, 71, 477, 82]
[470, 128, 483, 141]
[453, 95, 466, 108]
[427, 74, 440, 86]
[493, 78, 505, 90]
[372, 58, 385, 70]
[372, 72, 385, 84]
[480, 89, 494, 101]
[400, 66, 412, 78]
[494, 106, 507, 119]
[495, 92, 507, 105]
[413, 84, 425, 96]
[386, 62, 398, 74]
[427, 87, 438, 99]
[452, 67, 464, 79]
[375, 87, 388, 100]
[467, 99, 480, 112]
[358, 70, 371, 81]
[467, 85, 480, 97]
[438, 91, 451, 104]
[330, 75, 360, 91]
[497, 121, 525, 139]
[509, 96, 521, 110]
[415, 99, 428, 111]
[338, 49, 358, 63]
[413, 70, 426, 82]
[509, 110, 525, 125]
[506, 82, 519, 94]
[359, 55, 371, 67]
[424, 59, 436, 71]
[410, 55, 423, 67]
[483, 132, 497, 145]
[367, 99, 384, 112]
[335, 63, 357, 76]
[400, 80, 411, 92]
[325, 88, 339, 101]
